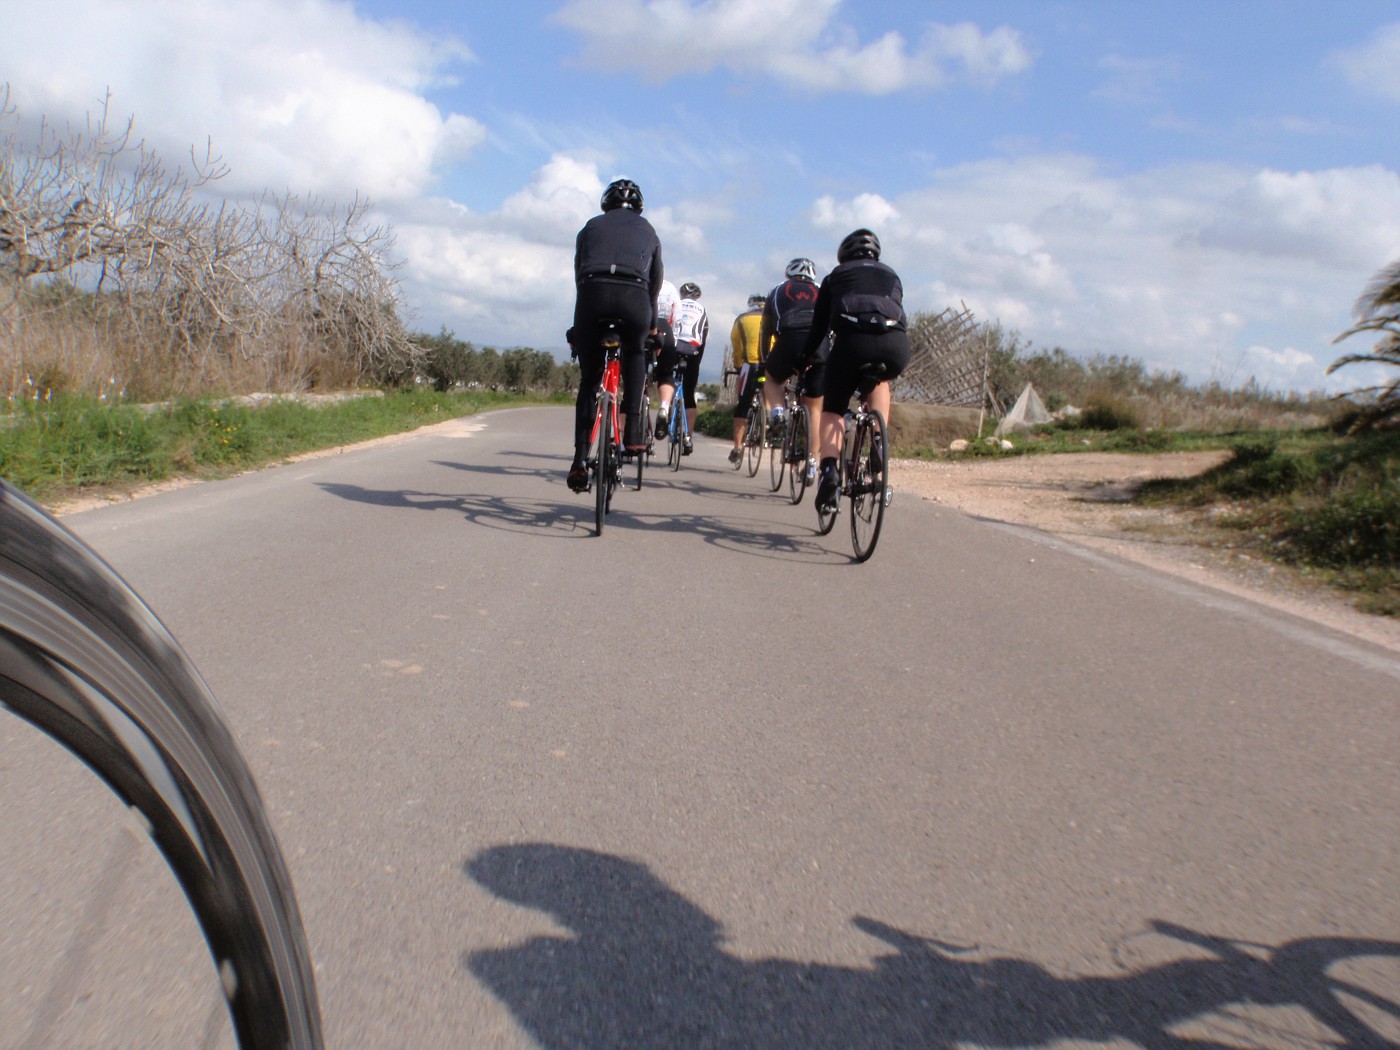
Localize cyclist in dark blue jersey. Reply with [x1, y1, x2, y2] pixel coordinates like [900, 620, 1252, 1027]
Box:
[761, 257, 828, 482]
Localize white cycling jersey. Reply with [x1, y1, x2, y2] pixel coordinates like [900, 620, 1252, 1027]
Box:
[656, 280, 679, 333]
[673, 298, 708, 348]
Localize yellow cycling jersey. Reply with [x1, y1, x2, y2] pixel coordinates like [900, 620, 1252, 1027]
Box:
[729, 308, 768, 369]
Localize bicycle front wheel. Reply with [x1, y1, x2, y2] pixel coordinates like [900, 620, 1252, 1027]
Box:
[849, 410, 888, 562]
[0, 482, 323, 1049]
[768, 414, 786, 492]
[668, 405, 683, 471]
[787, 407, 809, 505]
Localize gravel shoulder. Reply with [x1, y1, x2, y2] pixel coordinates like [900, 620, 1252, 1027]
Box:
[894, 450, 1400, 653]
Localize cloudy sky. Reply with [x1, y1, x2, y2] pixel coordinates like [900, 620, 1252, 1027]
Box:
[4, 0, 1399, 391]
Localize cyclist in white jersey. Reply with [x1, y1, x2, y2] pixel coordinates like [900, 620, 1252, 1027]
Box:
[655, 279, 680, 353]
[653, 282, 709, 452]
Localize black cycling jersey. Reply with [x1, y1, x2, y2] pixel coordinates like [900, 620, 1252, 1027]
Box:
[802, 258, 906, 360]
[572, 207, 664, 455]
[760, 278, 820, 345]
[574, 208, 664, 328]
[803, 258, 911, 416]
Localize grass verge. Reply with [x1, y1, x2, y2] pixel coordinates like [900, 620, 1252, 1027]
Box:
[1, 389, 568, 506]
[1135, 429, 1398, 616]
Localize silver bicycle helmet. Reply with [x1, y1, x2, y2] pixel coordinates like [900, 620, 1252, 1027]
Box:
[785, 257, 817, 281]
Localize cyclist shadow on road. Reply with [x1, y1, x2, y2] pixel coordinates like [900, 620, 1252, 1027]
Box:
[464, 843, 1397, 1049]
[430, 457, 563, 481]
[316, 481, 580, 536]
[317, 480, 844, 559]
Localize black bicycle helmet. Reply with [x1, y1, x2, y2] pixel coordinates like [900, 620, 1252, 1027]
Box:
[601, 178, 644, 213]
[679, 282, 701, 299]
[785, 257, 817, 281]
[837, 228, 881, 263]
[747, 293, 766, 308]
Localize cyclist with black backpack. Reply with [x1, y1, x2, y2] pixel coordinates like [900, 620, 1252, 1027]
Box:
[568, 178, 664, 492]
[760, 257, 828, 483]
[802, 229, 910, 514]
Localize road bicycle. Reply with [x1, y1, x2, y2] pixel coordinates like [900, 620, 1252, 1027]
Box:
[817, 365, 891, 563]
[585, 319, 626, 535]
[0, 480, 323, 1048]
[631, 350, 655, 492]
[768, 373, 801, 494]
[741, 373, 766, 478]
[662, 356, 694, 472]
[779, 374, 813, 505]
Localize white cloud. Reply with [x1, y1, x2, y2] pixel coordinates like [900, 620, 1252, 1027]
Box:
[498, 155, 605, 242]
[811, 192, 901, 231]
[0, 0, 483, 201]
[552, 0, 1031, 94]
[1245, 345, 1316, 373]
[809, 155, 1400, 391]
[1332, 21, 1400, 103]
[1195, 166, 1400, 265]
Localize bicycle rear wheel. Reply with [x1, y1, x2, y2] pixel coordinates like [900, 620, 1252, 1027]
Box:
[849, 410, 888, 562]
[0, 481, 322, 1049]
[593, 398, 612, 535]
[787, 407, 809, 505]
[744, 401, 764, 478]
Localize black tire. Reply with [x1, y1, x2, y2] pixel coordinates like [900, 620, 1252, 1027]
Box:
[816, 451, 840, 536]
[635, 390, 649, 491]
[744, 401, 764, 478]
[787, 407, 809, 505]
[849, 409, 888, 562]
[768, 410, 786, 492]
[0, 481, 323, 1049]
[594, 398, 611, 535]
[668, 401, 682, 471]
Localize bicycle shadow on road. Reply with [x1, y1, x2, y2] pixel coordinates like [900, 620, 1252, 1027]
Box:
[463, 843, 1399, 1049]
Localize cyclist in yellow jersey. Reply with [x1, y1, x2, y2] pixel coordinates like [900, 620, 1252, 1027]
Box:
[727, 294, 769, 464]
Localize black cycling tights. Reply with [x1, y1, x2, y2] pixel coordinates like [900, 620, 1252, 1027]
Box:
[573, 281, 653, 453]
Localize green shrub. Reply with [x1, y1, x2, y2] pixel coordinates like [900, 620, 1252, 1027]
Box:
[1078, 393, 1141, 431]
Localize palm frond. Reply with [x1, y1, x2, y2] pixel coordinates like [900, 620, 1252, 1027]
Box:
[1355, 257, 1400, 317]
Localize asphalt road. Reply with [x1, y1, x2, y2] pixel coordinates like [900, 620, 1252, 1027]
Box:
[11, 405, 1400, 1047]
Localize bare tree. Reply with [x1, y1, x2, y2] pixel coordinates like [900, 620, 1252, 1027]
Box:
[1, 85, 416, 396]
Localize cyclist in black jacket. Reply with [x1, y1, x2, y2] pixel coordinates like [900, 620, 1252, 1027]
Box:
[761, 257, 828, 482]
[568, 178, 664, 492]
[800, 229, 910, 513]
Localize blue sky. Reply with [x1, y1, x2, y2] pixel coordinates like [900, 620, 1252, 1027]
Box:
[5, 1, 1400, 391]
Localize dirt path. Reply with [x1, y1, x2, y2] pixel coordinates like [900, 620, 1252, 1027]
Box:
[893, 451, 1400, 653]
